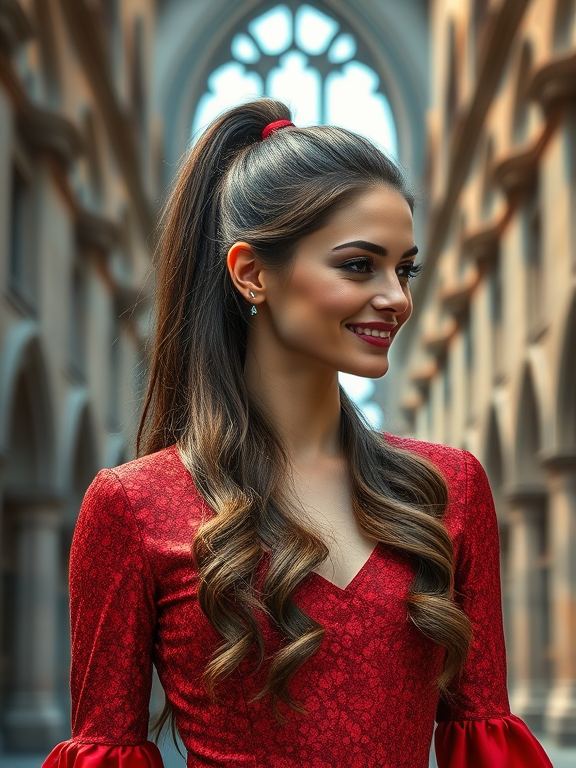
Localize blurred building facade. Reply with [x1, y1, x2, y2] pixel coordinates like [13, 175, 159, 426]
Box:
[0, 0, 159, 752]
[386, 0, 576, 747]
[0, 0, 575, 760]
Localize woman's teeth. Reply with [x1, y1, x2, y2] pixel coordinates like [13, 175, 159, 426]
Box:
[351, 327, 391, 339]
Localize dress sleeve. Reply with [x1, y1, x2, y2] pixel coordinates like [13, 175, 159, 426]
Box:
[434, 451, 553, 768]
[41, 469, 164, 768]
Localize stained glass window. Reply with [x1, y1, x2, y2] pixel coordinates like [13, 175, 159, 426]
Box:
[192, 3, 397, 158]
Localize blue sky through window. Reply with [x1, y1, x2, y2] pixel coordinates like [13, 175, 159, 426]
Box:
[192, 3, 397, 160]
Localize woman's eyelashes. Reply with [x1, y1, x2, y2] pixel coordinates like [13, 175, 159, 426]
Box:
[338, 257, 374, 274]
[397, 262, 423, 280]
[338, 257, 423, 280]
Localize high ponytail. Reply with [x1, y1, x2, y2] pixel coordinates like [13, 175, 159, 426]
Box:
[139, 99, 472, 730]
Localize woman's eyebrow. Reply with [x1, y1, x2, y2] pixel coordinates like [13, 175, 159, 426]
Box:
[331, 240, 419, 258]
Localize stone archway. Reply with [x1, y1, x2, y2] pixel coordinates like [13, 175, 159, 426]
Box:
[0, 328, 63, 751]
[0, 322, 56, 482]
[507, 364, 549, 730]
[543, 288, 576, 744]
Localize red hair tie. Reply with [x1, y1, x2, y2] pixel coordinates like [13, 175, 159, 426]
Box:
[262, 119, 295, 140]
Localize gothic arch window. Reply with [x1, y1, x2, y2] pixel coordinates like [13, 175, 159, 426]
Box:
[192, 3, 398, 156]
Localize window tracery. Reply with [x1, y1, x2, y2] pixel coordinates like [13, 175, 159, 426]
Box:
[192, 3, 397, 157]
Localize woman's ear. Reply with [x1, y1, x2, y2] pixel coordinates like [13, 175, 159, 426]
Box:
[226, 242, 265, 306]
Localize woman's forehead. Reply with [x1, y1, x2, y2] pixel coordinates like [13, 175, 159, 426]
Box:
[295, 187, 415, 257]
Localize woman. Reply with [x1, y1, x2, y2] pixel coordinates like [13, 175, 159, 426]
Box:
[43, 99, 553, 768]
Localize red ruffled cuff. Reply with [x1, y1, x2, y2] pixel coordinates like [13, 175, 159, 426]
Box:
[435, 714, 553, 768]
[42, 740, 165, 768]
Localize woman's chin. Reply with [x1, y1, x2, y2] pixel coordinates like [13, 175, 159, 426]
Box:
[339, 359, 390, 380]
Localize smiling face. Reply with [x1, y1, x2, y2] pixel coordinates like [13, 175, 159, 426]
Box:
[256, 185, 419, 380]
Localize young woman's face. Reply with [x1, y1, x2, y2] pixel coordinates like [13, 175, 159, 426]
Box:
[260, 185, 419, 379]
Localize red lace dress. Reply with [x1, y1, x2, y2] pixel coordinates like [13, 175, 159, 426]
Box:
[42, 435, 553, 768]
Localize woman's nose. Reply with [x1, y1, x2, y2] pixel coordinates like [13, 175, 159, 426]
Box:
[370, 275, 410, 315]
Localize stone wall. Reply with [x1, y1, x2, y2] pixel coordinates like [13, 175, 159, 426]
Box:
[0, 0, 158, 751]
[391, 0, 576, 746]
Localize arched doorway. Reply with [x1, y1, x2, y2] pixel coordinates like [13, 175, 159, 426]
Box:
[508, 365, 549, 730]
[0, 332, 63, 751]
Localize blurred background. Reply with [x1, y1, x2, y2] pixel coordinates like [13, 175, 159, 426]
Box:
[0, 0, 575, 766]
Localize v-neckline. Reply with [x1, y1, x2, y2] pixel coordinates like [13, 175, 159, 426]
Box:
[308, 543, 380, 594]
[170, 443, 381, 596]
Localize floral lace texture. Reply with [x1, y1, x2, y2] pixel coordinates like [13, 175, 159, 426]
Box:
[40, 435, 552, 768]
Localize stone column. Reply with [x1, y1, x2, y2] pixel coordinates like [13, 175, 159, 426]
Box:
[3, 493, 64, 752]
[542, 453, 576, 746]
[506, 484, 549, 731]
[0, 454, 5, 752]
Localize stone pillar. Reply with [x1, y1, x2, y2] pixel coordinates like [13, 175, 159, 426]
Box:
[3, 494, 64, 752]
[542, 453, 576, 746]
[506, 485, 549, 731]
[0, 454, 5, 752]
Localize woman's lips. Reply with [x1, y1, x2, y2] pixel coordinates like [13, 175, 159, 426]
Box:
[346, 326, 392, 348]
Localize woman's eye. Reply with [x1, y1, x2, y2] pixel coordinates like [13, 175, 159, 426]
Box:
[397, 262, 423, 281]
[339, 258, 374, 274]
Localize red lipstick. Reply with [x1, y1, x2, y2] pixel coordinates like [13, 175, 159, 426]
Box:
[345, 323, 397, 348]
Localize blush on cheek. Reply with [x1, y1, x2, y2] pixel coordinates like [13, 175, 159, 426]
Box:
[305, 282, 360, 320]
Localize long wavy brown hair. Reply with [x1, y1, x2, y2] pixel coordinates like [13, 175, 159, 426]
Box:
[138, 99, 472, 736]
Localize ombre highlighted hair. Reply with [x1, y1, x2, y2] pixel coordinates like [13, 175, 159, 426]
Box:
[138, 99, 472, 734]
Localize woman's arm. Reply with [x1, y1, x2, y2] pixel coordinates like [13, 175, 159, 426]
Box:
[434, 451, 552, 768]
[42, 469, 164, 767]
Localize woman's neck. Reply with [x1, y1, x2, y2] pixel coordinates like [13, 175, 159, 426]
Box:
[243, 340, 343, 465]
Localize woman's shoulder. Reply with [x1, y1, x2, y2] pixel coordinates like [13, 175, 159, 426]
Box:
[384, 433, 497, 548]
[383, 432, 468, 474]
[87, 444, 204, 519]
[384, 432, 490, 509]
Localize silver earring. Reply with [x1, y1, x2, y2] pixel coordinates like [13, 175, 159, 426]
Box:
[249, 290, 257, 315]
